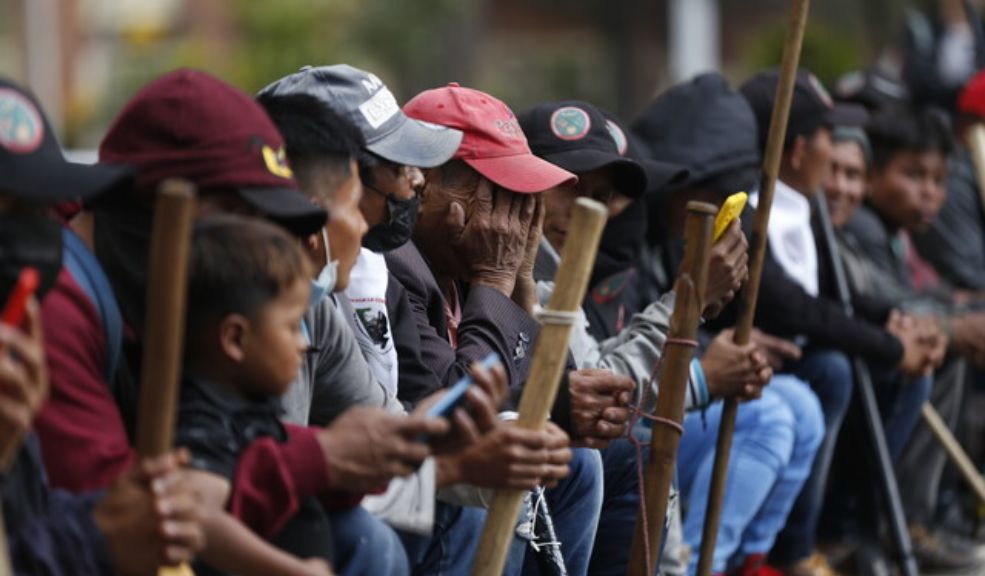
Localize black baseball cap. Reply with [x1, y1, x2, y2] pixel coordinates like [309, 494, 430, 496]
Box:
[518, 100, 649, 197]
[258, 65, 463, 168]
[740, 68, 869, 150]
[1, 77, 130, 203]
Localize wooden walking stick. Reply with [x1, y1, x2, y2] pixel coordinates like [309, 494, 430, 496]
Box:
[696, 1, 811, 573]
[627, 202, 717, 576]
[921, 402, 985, 505]
[964, 123, 985, 221]
[471, 197, 608, 576]
[135, 180, 197, 576]
[136, 179, 196, 457]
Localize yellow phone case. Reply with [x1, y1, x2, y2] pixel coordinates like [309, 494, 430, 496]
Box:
[713, 191, 748, 241]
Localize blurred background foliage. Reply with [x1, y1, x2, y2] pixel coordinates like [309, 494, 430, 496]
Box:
[0, 0, 953, 147]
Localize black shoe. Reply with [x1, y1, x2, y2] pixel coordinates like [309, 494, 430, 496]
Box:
[910, 524, 985, 575]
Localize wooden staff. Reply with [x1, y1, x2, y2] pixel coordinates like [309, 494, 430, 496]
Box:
[922, 402, 985, 504]
[471, 197, 608, 576]
[628, 202, 716, 576]
[138, 181, 197, 576]
[135, 180, 196, 457]
[696, 1, 811, 573]
[964, 123, 985, 222]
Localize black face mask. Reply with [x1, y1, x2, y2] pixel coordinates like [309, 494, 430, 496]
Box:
[93, 201, 153, 334]
[0, 212, 63, 305]
[362, 193, 420, 253]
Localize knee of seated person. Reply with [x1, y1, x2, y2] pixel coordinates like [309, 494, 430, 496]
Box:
[803, 350, 854, 408]
[772, 375, 826, 450]
[737, 392, 797, 468]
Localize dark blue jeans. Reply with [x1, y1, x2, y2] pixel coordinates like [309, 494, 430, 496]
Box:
[588, 434, 656, 576]
[331, 505, 410, 576]
[771, 349, 854, 565]
[402, 447, 604, 576]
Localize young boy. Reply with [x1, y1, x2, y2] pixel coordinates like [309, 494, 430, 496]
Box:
[177, 215, 349, 576]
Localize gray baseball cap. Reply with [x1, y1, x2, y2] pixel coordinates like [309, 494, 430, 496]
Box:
[258, 64, 463, 168]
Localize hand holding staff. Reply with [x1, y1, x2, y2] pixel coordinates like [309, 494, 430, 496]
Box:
[471, 197, 608, 576]
[136, 180, 197, 576]
[696, 1, 811, 574]
[628, 202, 716, 576]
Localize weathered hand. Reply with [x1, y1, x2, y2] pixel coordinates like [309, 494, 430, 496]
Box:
[568, 368, 635, 449]
[415, 359, 508, 455]
[512, 195, 544, 312]
[749, 328, 802, 371]
[93, 449, 206, 574]
[0, 297, 48, 464]
[447, 179, 537, 297]
[446, 420, 572, 490]
[701, 329, 772, 401]
[702, 220, 749, 319]
[317, 407, 448, 492]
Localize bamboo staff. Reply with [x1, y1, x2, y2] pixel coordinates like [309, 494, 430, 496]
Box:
[136, 180, 196, 457]
[696, 1, 812, 573]
[471, 197, 608, 576]
[627, 202, 716, 576]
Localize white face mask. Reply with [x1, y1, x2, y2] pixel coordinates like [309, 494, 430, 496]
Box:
[309, 227, 338, 309]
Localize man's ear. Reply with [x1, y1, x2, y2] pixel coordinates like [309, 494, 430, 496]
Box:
[788, 135, 808, 172]
[218, 314, 250, 364]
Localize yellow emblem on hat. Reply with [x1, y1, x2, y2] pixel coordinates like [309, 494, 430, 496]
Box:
[262, 145, 294, 179]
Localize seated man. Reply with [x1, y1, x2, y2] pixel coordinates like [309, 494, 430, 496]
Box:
[823, 110, 984, 572]
[392, 83, 641, 575]
[0, 76, 203, 575]
[612, 81, 826, 575]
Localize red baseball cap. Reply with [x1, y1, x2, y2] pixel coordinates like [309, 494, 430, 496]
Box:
[99, 69, 326, 237]
[958, 70, 985, 119]
[403, 83, 577, 193]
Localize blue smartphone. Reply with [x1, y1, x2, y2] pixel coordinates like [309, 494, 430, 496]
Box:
[425, 352, 501, 419]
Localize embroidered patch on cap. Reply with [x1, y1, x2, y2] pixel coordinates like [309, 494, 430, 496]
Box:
[262, 144, 294, 179]
[550, 106, 591, 140]
[605, 119, 628, 155]
[0, 88, 44, 154]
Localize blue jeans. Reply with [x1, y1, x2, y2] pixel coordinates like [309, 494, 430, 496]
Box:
[739, 377, 825, 556]
[588, 432, 665, 576]
[877, 372, 932, 462]
[771, 349, 854, 565]
[677, 381, 823, 573]
[399, 502, 484, 576]
[331, 506, 410, 576]
[407, 448, 603, 576]
[509, 447, 604, 576]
